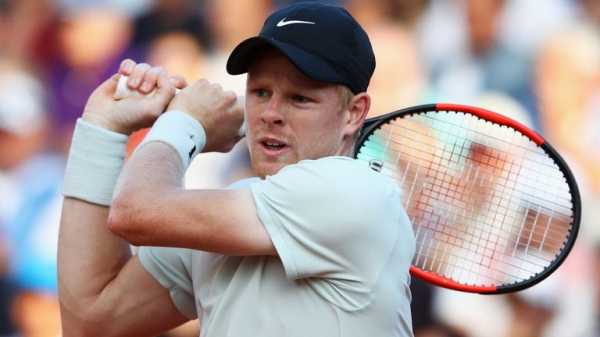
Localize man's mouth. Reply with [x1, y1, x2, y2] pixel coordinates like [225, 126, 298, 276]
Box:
[259, 138, 289, 156]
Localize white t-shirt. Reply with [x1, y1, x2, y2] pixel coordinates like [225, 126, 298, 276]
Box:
[138, 156, 415, 337]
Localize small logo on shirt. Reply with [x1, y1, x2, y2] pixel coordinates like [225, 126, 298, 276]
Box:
[276, 18, 316, 27]
[369, 159, 384, 172]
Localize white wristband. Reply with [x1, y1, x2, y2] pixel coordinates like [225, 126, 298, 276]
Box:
[63, 118, 128, 206]
[137, 110, 206, 168]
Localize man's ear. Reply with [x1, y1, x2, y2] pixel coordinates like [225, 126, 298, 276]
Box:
[343, 92, 371, 138]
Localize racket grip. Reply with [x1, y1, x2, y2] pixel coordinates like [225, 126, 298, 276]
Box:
[114, 74, 181, 99]
[114, 75, 246, 137]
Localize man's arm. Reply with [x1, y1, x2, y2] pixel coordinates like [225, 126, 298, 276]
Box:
[109, 141, 275, 256]
[58, 61, 190, 337]
[58, 201, 188, 336]
[109, 79, 275, 256]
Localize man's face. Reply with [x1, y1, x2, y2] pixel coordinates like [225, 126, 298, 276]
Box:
[245, 51, 349, 177]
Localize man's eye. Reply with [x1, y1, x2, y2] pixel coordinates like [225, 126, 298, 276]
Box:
[255, 89, 268, 98]
[293, 95, 310, 103]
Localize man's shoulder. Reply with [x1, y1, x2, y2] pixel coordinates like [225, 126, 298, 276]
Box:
[244, 156, 402, 217]
[278, 156, 381, 180]
[229, 156, 392, 190]
[258, 156, 400, 209]
[284, 156, 395, 192]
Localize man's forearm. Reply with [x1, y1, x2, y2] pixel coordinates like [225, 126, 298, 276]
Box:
[118, 141, 185, 194]
[109, 142, 185, 244]
[58, 199, 131, 314]
[58, 118, 132, 326]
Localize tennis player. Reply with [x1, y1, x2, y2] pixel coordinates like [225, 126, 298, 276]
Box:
[59, 3, 415, 337]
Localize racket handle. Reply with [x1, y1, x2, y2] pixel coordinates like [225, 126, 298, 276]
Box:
[114, 75, 246, 137]
[114, 74, 182, 99]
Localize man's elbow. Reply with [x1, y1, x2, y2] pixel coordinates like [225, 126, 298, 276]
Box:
[108, 190, 149, 246]
[60, 299, 115, 337]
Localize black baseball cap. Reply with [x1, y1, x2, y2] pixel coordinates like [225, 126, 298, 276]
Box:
[226, 2, 376, 94]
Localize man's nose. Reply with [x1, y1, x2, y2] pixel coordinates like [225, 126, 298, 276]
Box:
[261, 96, 284, 126]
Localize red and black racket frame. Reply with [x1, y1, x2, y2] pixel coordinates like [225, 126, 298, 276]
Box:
[355, 103, 582, 294]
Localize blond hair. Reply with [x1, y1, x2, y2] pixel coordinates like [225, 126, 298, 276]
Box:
[336, 85, 365, 143]
[337, 85, 354, 111]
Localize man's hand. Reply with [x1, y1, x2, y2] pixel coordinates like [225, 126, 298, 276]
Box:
[166, 79, 245, 153]
[81, 59, 187, 135]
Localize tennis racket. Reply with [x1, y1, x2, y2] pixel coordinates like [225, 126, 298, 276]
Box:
[354, 103, 580, 294]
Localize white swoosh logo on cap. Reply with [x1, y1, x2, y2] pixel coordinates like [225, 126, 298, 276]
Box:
[276, 18, 316, 27]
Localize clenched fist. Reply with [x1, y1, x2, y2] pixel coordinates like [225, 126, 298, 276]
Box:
[167, 79, 245, 153]
[82, 59, 187, 135]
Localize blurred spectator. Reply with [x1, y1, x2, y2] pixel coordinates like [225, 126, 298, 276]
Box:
[578, 0, 600, 27]
[418, 0, 524, 103]
[506, 287, 558, 337]
[132, 0, 212, 51]
[203, 0, 272, 93]
[205, 0, 272, 54]
[504, 276, 560, 337]
[534, 22, 600, 255]
[48, 5, 134, 150]
[416, 0, 575, 128]
[498, 0, 575, 57]
[0, 60, 64, 337]
[346, 0, 430, 29]
[504, 250, 597, 337]
[434, 288, 511, 337]
[146, 31, 208, 83]
[57, 0, 152, 18]
[534, 24, 600, 194]
[0, 0, 58, 66]
[367, 22, 427, 116]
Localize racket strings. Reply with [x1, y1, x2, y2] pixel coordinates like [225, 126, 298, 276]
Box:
[369, 135, 571, 249]
[415, 112, 565, 168]
[357, 110, 575, 287]
[364, 130, 573, 214]
[368, 133, 572, 243]
[415, 235, 523, 286]
[412, 205, 554, 282]
[413, 209, 557, 270]
[413, 228, 536, 284]
[368, 116, 573, 208]
[429, 169, 571, 244]
[412, 198, 565, 285]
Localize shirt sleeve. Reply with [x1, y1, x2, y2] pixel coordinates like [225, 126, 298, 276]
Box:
[137, 246, 197, 319]
[250, 158, 408, 310]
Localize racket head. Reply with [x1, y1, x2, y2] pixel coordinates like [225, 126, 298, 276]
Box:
[355, 103, 581, 294]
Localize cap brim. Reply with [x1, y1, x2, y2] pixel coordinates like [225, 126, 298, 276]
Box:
[226, 36, 341, 85]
